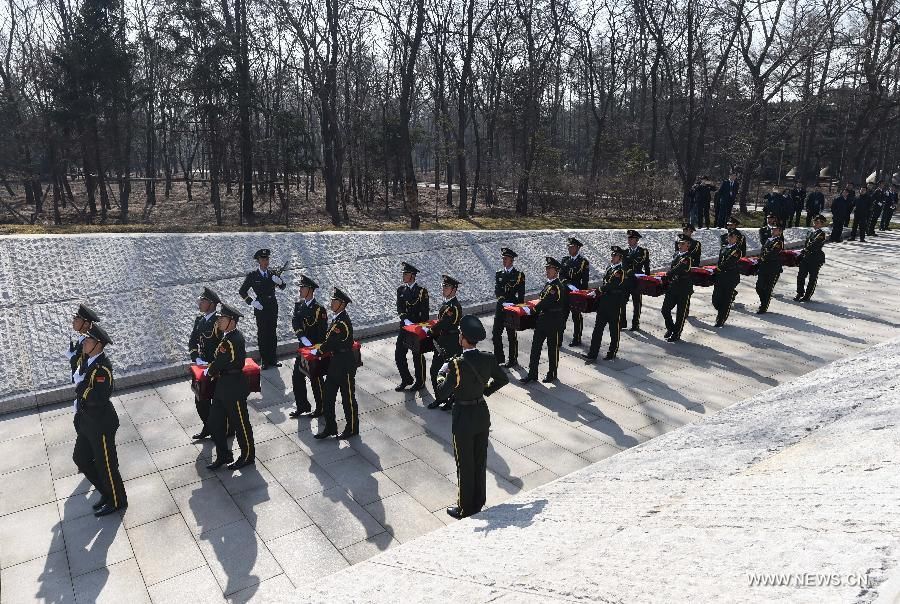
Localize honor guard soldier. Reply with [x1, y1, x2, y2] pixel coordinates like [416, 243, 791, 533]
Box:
[720, 217, 747, 257]
[677, 223, 702, 267]
[290, 275, 328, 418]
[188, 287, 221, 440]
[72, 324, 127, 517]
[662, 235, 694, 342]
[69, 304, 100, 375]
[493, 247, 525, 368]
[758, 213, 779, 244]
[205, 303, 255, 470]
[621, 230, 650, 331]
[795, 215, 828, 302]
[394, 262, 430, 391]
[521, 257, 566, 383]
[585, 246, 628, 362]
[712, 231, 742, 327]
[428, 275, 463, 411]
[436, 315, 508, 519]
[756, 224, 785, 314]
[314, 287, 359, 440]
[560, 237, 589, 346]
[239, 249, 287, 369]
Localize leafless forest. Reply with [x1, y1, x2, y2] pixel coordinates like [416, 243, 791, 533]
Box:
[0, 0, 898, 229]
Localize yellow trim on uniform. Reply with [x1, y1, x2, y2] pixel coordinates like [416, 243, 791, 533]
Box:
[346, 375, 357, 433]
[453, 359, 461, 388]
[235, 401, 253, 461]
[102, 434, 118, 508]
[452, 434, 463, 515]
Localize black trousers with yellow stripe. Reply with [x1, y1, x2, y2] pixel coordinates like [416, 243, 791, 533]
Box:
[292, 358, 324, 413]
[395, 333, 426, 385]
[527, 323, 561, 378]
[756, 268, 782, 313]
[452, 403, 491, 517]
[661, 289, 692, 338]
[712, 271, 740, 326]
[209, 397, 254, 463]
[588, 299, 623, 357]
[73, 409, 127, 508]
[323, 353, 359, 434]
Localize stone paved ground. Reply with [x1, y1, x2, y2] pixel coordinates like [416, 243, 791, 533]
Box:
[1, 232, 899, 603]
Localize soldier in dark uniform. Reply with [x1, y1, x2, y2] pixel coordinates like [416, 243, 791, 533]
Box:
[621, 230, 650, 331]
[585, 246, 628, 362]
[436, 315, 508, 519]
[712, 231, 741, 327]
[720, 216, 747, 257]
[756, 224, 785, 314]
[759, 213, 778, 245]
[394, 262, 430, 391]
[829, 186, 852, 242]
[560, 237, 589, 346]
[805, 189, 825, 227]
[849, 184, 873, 242]
[675, 223, 702, 267]
[493, 248, 525, 368]
[789, 182, 806, 228]
[314, 287, 359, 440]
[427, 275, 463, 411]
[881, 183, 897, 231]
[795, 215, 828, 302]
[662, 235, 694, 342]
[290, 275, 328, 419]
[239, 249, 287, 369]
[188, 287, 221, 440]
[205, 303, 254, 470]
[868, 180, 885, 236]
[68, 304, 100, 375]
[521, 257, 566, 383]
[72, 324, 127, 517]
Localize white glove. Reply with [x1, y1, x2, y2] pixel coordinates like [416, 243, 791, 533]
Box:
[272, 275, 284, 286]
[310, 348, 320, 356]
[72, 398, 78, 412]
[634, 273, 646, 277]
[195, 358, 208, 366]
[567, 284, 578, 291]
[502, 302, 514, 307]
[203, 367, 209, 376]
[403, 319, 413, 326]
[422, 326, 431, 334]
[251, 300, 264, 311]
[72, 371, 85, 385]
[301, 337, 312, 347]
[588, 290, 597, 298]
[522, 306, 532, 315]
[66, 349, 75, 360]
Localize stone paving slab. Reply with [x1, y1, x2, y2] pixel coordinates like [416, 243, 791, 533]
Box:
[0, 232, 898, 602]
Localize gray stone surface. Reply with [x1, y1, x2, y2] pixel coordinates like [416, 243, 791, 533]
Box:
[1, 227, 811, 412]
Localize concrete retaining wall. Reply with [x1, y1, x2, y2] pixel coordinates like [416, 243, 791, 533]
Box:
[0, 226, 811, 413]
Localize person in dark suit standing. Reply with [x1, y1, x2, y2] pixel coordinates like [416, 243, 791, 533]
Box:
[716, 171, 739, 227]
[868, 180, 885, 236]
[690, 177, 714, 228]
[789, 182, 806, 228]
[238, 249, 287, 369]
[881, 183, 898, 230]
[795, 215, 828, 302]
[290, 275, 328, 418]
[829, 186, 852, 242]
[394, 262, 430, 391]
[805, 189, 825, 227]
[436, 315, 508, 520]
[849, 183, 873, 242]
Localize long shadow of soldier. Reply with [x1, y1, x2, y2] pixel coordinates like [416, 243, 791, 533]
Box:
[473, 498, 548, 534]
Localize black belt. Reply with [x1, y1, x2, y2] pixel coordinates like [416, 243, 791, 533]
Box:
[455, 397, 485, 406]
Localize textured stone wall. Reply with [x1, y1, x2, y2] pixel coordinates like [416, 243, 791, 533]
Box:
[0, 226, 810, 410]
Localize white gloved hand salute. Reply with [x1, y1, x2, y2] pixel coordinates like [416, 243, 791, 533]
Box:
[251, 300, 264, 311]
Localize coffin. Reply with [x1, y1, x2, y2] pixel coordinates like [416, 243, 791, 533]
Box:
[400, 320, 437, 354]
[780, 249, 803, 267]
[503, 300, 539, 331]
[689, 266, 717, 287]
[636, 274, 668, 297]
[297, 341, 363, 378]
[738, 257, 760, 276]
[190, 358, 261, 400]
[567, 289, 598, 313]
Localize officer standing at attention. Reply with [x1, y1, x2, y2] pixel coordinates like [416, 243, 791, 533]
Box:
[493, 248, 525, 368]
[560, 237, 589, 346]
[677, 223, 702, 267]
[720, 216, 747, 257]
[72, 324, 127, 517]
[881, 183, 898, 231]
[756, 224, 785, 314]
[805, 188, 825, 227]
[521, 257, 565, 384]
[585, 246, 628, 362]
[290, 275, 328, 418]
[394, 262, 430, 391]
[205, 303, 254, 470]
[868, 180, 885, 237]
[239, 249, 287, 369]
[188, 287, 221, 440]
[712, 231, 742, 328]
[436, 315, 509, 519]
[795, 215, 828, 302]
[314, 287, 359, 440]
[789, 182, 806, 228]
[68, 304, 100, 375]
[621, 230, 650, 331]
[428, 275, 463, 411]
[662, 235, 694, 342]
[849, 183, 873, 242]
